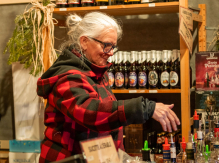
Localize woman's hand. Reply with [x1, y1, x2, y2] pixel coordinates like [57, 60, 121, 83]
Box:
[152, 103, 180, 132]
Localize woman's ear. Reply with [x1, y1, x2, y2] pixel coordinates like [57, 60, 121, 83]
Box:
[80, 36, 88, 52]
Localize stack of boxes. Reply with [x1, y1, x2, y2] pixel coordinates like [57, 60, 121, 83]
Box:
[10, 63, 44, 163]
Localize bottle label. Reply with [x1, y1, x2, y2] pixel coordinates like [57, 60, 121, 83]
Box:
[129, 72, 137, 87]
[138, 72, 147, 87]
[108, 72, 114, 87]
[56, 0, 67, 4]
[163, 150, 171, 160]
[157, 137, 162, 144]
[96, 0, 108, 2]
[68, 0, 80, 4]
[125, 72, 128, 87]
[186, 149, 194, 160]
[148, 71, 158, 86]
[115, 72, 124, 87]
[161, 71, 169, 87]
[170, 71, 179, 86]
[170, 147, 176, 159]
[214, 144, 219, 149]
[150, 153, 155, 162]
[81, 0, 94, 3]
[161, 136, 165, 144]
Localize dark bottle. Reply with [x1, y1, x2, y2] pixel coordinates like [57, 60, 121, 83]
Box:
[123, 52, 129, 89]
[156, 51, 162, 89]
[81, 0, 94, 6]
[96, 0, 109, 6]
[142, 140, 151, 162]
[56, 0, 68, 8]
[160, 51, 170, 89]
[150, 132, 156, 162]
[111, 0, 124, 5]
[148, 50, 159, 89]
[68, 0, 80, 7]
[204, 72, 210, 87]
[128, 51, 138, 89]
[124, 0, 128, 4]
[107, 56, 115, 89]
[128, 0, 140, 4]
[170, 51, 180, 89]
[167, 50, 172, 67]
[115, 51, 125, 89]
[154, 133, 163, 162]
[138, 51, 147, 89]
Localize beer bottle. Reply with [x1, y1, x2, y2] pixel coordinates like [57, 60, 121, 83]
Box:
[111, 0, 124, 5]
[128, 51, 138, 89]
[167, 50, 172, 67]
[107, 56, 115, 89]
[56, 0, 68, 8]
[160, 51, 170, 89]
[154, 133, 163, 162]
[81, 0, 94, 6]
[123, 52, 129, 89]
[156, 51, 162, 89]
[114, 52, 118, 68]
[115, 51, 125, 89]
[128, 0, 140, 4]
[170, 50, 180, 89]
[148, 50, 159, 89]
[96, 0, 108, 6]
[147, 51, 151, 68]
[138, 51, 147, 89]
[68, 0, 80, 7]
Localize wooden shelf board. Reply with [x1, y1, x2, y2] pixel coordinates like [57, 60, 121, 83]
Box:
[112, 89, 181, 93]
[53, 2, 179, 16]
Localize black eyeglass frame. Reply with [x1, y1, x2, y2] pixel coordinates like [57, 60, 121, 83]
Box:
[88, 37, 118, 53]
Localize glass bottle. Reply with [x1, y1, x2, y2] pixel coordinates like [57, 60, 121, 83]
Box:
[107, 56, 115, 89]
[154, 133, 163, 162]
[148, 50, 159, 89]
[138, 51, 147, 89]
[81, 0, 94, 6]
[128, 51, 138, 89]
[149, 132, 156, 162]
[128, 0, 140, 4]
[176, 137, 187, 163]
[160, 51, 170, 89]
[167, 50, 172, 67]
[68, 0, 80, 7]
[170, 135, 177, 163]
[163, 138, 171, 163]
[111, 0, 124, 5]
[142, 140, 151, 162]
[205, 118, 215, 151]
[56, 0, 68, 8]
[115, 51, 125, 89]
[170, 50, 180, 89]
[96, 0, 108, 6]
[123, 52, 129, 89]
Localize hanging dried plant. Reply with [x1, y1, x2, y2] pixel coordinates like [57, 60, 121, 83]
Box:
[207, 26, 219, 51]
[4, 0, 58, 76]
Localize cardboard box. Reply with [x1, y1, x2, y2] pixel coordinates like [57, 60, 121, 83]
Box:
[196, 51, 219, 90]
[9, 152, 40, 163]
[12, 63, 44, 140]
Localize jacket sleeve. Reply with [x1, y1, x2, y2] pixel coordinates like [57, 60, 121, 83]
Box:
[51, 73, 155, 132]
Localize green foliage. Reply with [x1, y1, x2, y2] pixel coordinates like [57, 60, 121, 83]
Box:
[4, 11, 43, 76]
[43, 0, 51, 6]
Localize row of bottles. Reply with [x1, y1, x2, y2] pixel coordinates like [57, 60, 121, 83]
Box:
[142, 111, 219, 162]
[107, 50, 180, 90]
[55, 0, 179, 8]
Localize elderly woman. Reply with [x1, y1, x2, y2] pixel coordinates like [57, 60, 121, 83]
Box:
[37, 12, 180, 162]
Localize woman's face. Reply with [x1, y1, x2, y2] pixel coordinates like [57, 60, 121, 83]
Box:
[83, 29, 117, 66]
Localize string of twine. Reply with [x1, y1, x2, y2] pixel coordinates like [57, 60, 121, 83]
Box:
[23, 0, 58, 75]
[207, 25, 219, 51]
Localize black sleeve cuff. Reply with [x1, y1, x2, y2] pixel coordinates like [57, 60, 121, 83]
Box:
[142, 98, 156, 121]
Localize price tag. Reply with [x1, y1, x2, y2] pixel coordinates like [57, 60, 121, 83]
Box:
[180, 6, 193, 31]
[100, 6, 107, 9]
[149, 3, 155, 7]
[129, 90, 137, 93]
[149, 90, 158, 93]
[59, 8, 67, 11]
[80, 135, 120, 163]
[179, 17, 193, 54]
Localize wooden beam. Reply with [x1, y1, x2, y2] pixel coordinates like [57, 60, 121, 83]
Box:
[179, 0, 190, 142]
[0, 0, 55, 5]
[198, 4, 206, 51]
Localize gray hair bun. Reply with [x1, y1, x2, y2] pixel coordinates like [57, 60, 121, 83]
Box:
[66, 14, 82, 35]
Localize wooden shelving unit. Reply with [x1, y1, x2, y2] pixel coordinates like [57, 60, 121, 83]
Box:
[53, 2, 179, 16]
[52, 0, 206, 142]
[112, 89, 181, 93]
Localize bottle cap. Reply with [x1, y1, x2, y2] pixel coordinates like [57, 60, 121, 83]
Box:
[142, 140, 150, 151]
[193, 110, 199, 120]
[163, 137, 170, 150]
[181, 136, 186, 150]
[205, 145, 211, 155]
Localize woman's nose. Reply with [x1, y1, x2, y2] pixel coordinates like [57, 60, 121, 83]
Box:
[107, 48, 114, 56]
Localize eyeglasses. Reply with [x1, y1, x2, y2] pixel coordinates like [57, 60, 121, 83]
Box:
[88, 37, 118, 54]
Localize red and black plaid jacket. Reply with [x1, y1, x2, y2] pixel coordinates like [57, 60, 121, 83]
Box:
[37, 48, 155, 163]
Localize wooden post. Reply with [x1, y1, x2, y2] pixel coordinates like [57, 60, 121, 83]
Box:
[179, 0, 190, 142]
[198, 4, 206, 52]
